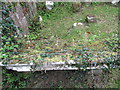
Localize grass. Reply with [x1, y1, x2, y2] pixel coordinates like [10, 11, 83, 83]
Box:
[39, 4, 118, 49]
[10, 3, 118, 64]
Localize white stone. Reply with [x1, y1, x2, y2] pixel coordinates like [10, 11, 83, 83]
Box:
[73, 22, 83, 27]
[103, 64, 109, 69]
[27, 40, 31, 43]
[39, 16, 42, 22]
[52, 62, 65, 64]
[87, 16, 94, 20]
[73, 23, 77, 27]
[46, 1, 54, 10]
[2, 54, 6, 56]
[46, 1, 54, 6]
[77, 22, 83, 25]
[30, 62, 34, 65]
[69, 60, 76, 64]
[0, 62, 3, 66]
[6, 66, 32, 72]
[111, 0, 119, 5]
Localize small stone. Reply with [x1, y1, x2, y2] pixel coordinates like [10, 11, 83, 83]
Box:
[77, 22, 83, 25]
[111, 0, 119, 5]
[86, 15, 97, 23]
[73, 22, 83, 27]
[27, 40, 31, 43]
[46, 1, 54, 10]
[39, 16, 42, 22]
[73, 23, 77, 27]
[103, 64, 109, 69]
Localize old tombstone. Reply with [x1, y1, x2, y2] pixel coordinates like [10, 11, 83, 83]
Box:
[9, 2, 29, 37]
[27, 2, 37, 18]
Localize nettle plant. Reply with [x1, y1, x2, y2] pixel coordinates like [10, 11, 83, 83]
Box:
[0, 3, 20, 64]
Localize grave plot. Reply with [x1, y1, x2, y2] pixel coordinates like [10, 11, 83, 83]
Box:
[0, 2, 119, 72]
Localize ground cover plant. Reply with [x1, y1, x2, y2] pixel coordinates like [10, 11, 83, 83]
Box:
[1, 2, 119, 89]
[4, 2, 118, 66]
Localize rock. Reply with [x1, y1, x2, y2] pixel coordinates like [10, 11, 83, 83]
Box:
[73, 22, 84, 27]
[39, 15, 44, 28]
[46, 1, 54, 10]
[73, 23, 77, 27]
[39, 16, 42, 22]
[86, 15, 97, 23]
[111, 0, 119, 5]
[77, 22, 84, 25]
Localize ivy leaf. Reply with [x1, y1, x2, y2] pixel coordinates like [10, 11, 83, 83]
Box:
[2, 10, 9, 15]
[10, 46, 14, 50]
[14, 45, 19, 48]
[5, 42, 10, 44]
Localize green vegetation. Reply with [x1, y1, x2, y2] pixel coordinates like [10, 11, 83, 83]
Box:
[106, 68, 120, 88]
[1, 2, 119, 89]
[1, 2, 118, 66]
[17, 3, 118, 65]
[2, 69, 31, 88]
[0, 3, 21, 64]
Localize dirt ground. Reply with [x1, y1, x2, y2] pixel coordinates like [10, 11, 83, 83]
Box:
[27, 70, 109, 88]
[0, 67, 2, 89]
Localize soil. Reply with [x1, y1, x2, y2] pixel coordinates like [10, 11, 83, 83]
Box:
[27, 70, 109, 88]
[0, 67, 2, 89]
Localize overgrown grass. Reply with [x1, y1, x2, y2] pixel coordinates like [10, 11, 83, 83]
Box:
[37, 3, 118, 50]
[2, 2, 119, 89]
[11, 3, 118, 64]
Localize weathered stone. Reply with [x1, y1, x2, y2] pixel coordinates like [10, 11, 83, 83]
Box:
[73, 22, 83, 27]
[46, 1, 54, 10]
[9, 3, 29, 36]
[86, 15, 97, 23]
[111, 0, 119, 5]
[27, 2, 37, 18]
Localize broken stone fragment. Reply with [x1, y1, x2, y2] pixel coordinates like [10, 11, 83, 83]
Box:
[39, 16, 42, 22]
[111, 0, 119, 5]
[73, 22, 84, 27]
[86, 15, 97, 23]
[73, 23, 77, 27]
[46, 1, 54, 10]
